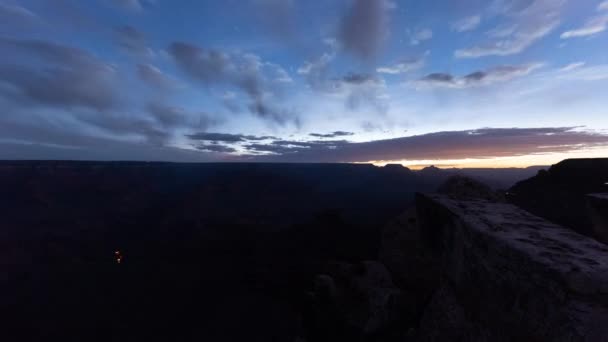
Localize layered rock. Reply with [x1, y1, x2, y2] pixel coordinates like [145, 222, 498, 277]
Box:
[416, 193, 608, 341]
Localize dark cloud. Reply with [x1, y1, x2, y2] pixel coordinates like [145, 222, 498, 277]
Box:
[137, 64, 174, 89]
[0, 37, 121, 111]
[245, 139, 349, 155]
[145, 102, 190, 127]
[244, 127, 608, 163]
[114, 25, 152, 57]
[0, 37, 204, 146]
[186, 132, 276, 143]
[187, 132, 249, 143]
[0, 119, 221, 161]
[421, 73, 455, 83]
[341, 73, 377, 84]
[168, 42, 232, 83]
[195, 144, 237, 153]
[338, 0, 394, 61]
[309, 131, 355, 138]
[169, 41, 296, 125]
[415, 63, 542, 89]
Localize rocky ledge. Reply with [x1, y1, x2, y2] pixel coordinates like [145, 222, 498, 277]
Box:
[416, 193, 608, 341]
[587, 193, 608, 245]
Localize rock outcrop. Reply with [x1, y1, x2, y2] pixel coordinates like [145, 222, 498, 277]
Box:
[509, 158, 608, 238]
[303, 260, 406, 341]
[437, 175, 505, 202]
[416, 193, 608, 341]
[588, 193, 608, 245]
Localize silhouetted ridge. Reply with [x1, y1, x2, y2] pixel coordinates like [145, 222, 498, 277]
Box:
[509, 158, 608, 238]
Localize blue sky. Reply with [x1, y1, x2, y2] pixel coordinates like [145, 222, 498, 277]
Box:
[1, 0, 608, 167]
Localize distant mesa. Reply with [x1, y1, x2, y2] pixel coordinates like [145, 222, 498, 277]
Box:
[383, 163, 412, 172]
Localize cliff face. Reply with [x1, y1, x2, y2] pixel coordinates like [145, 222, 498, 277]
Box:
[509, 158, 608, 238]
[416, 194, 608, 341]
[587, 194, 608, 245]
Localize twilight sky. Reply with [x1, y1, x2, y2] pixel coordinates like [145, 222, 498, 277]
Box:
[1, 0, 608, 167]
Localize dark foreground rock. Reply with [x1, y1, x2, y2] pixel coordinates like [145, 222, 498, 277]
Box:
[509, 158, 608, 239]
[588, 193, 608, 245]
[416, 193, 608, 341]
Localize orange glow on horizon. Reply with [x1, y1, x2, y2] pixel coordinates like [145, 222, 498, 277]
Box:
[367, 147, 608, 170]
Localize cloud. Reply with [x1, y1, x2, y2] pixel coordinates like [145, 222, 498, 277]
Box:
[297, 39, 338, 86]
[309, 131, 354, 138]
[0, 3, 37, 23]
[409, 28, 433, 45]
[186, 132, 275, 143]
[600, 1, 608, 11]
[338, 0, 395, 60]
[298, 38, 389, 113]
[195, 144, 237, 153]
[168, 41, 296, 125]
[0, 37, 200, 146]
[452, 15, 481, 32]
[561, 12, 608, 39]
[414, 63, 543, 89]
[557, 64, 608, 81]
[245, 127, 608, 163]
[0, 122, 222, 162]
[455, 0, 563, 58]
[332, 73, 389, 113]
[559, 62, 585, 72]
[111, 0, 155, 12]
[377, 54, 426, 74]
[145, 102, 194, 127]
[137, 64, 174, 89]
[244, 139, 350, 155]
[114, 25, 154, 57]
[0, 37, 121, 111]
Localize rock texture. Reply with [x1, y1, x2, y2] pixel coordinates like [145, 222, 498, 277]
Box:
[588, 193, 608, 245]
[509, 158, 608, 238]
[303, 261, 406, 341]
[416, 193, 608, 341]
[437, 175, 505, 202]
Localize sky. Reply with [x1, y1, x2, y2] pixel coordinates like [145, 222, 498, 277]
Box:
[1, 0, 608, 168]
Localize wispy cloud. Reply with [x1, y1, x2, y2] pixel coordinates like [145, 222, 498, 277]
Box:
[409, 28, 433, 45]
[452, 15, 481, 32]
[377, 52, 427, 74]
[561, 3, 608, 39]
[309, 131, 354, 138]
[456, 0, 564, 58]
[558, 62, 586, 72]
[414, 63, 543, 89]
